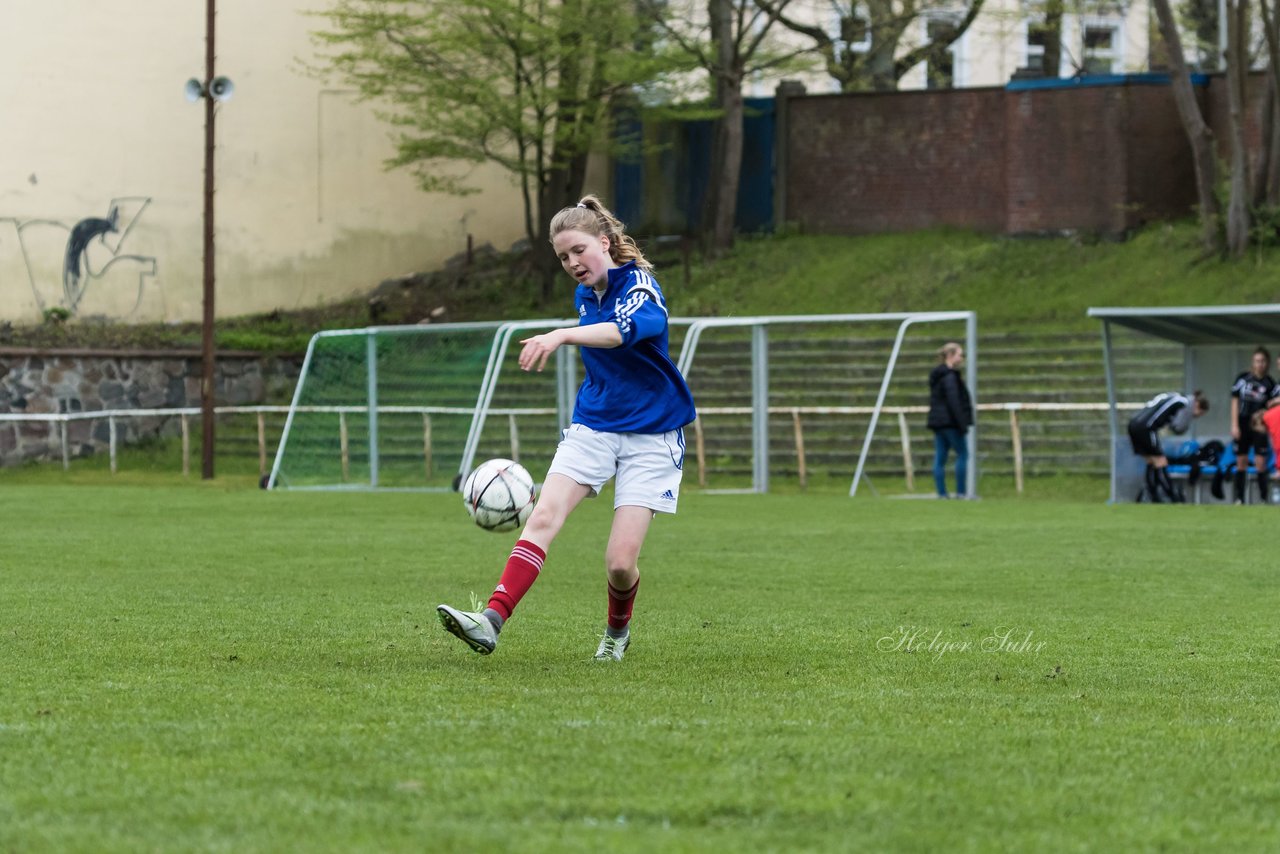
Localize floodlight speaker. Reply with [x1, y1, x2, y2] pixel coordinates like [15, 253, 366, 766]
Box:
[209, 77, 234, 102]
[184, 78, 205, 102]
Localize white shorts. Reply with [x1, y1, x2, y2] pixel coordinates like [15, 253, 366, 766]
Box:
[547, 423, 686, 513]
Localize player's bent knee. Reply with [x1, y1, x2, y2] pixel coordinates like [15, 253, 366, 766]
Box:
[605, 564, 639, 590]
[605, 540, 644, 577]
[523, 501, 565, 536]
[605, 554, 639, 575]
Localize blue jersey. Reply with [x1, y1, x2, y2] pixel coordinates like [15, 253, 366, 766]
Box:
[571, 261, 696, 433]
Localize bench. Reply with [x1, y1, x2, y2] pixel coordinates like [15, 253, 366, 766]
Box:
[1166, 439, 1276, 504]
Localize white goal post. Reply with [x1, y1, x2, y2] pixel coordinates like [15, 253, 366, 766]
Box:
[268, 322, 508, 491]
[269, 311, 976, 495]
[670, 312, 977, 497]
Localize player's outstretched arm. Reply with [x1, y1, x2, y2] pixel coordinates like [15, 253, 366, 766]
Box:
[519, 323, 623, 372]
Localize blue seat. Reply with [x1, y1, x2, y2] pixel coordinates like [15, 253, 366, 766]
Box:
[1219, 444, 1276, 476]
[1162, 437, 1275, 502]
[1165, 439, 1209, 481]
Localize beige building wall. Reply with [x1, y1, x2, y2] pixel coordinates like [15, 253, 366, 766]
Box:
[950, 0, 1152, 88]
[0, 1, 525, 325]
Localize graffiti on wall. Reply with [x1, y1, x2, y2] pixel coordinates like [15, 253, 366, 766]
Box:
[0, 197, 159, 319]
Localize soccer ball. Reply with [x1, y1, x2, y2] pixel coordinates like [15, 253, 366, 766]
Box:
[462, 458, 536, 532]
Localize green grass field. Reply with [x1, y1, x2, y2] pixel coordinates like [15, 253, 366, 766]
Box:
[2, 481, 1279, 852]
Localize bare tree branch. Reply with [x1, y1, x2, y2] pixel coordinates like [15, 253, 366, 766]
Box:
[893, 0, 985, 81]
[637, 0, 714, 68]
[753, 0, 827, 45]
[744, 0, 795, 59]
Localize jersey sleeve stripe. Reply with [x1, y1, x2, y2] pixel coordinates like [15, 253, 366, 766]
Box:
[626, 287, 667, 314]
[614, 291, 651, 334]
[625, 272, 667, 315]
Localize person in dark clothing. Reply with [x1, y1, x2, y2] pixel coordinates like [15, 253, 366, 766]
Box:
[1128, 390, 1208, 503]
[927, 342, 974, 498]
[1229, 347, 1276, 504]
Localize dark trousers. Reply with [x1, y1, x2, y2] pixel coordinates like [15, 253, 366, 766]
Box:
[1234, 428, 1271, 503]
[932, 428, 968, 497]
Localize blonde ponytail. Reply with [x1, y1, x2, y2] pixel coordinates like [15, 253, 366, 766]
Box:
[549, 194, 653, 272]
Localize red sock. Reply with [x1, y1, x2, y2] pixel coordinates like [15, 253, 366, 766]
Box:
[487, 540, 545, 621]
[607, 578, 639, 632]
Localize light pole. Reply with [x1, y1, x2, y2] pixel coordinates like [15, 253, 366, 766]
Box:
[185, 0, 233, 479]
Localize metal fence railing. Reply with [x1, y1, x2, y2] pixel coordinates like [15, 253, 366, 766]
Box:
[1, 405, 294, 476]
[1, 401, 1144, 492]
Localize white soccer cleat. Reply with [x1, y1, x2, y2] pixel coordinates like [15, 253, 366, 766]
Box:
[594, 631, 630, 662]
[437, 604, 498, 655]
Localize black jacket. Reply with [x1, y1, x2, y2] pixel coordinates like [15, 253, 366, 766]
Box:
[927, 364, 973, 430]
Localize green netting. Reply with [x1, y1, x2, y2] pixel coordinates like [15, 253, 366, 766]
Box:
[272, 325, 507, 490]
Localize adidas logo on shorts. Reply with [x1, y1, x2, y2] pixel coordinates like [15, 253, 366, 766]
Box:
[659, 489, 675, 500]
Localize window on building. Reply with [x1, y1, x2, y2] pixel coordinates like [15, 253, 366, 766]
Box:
[1082, 23, 1120, 74]
[834, 12, 871, 52]
[1026, 20, 1050, 73]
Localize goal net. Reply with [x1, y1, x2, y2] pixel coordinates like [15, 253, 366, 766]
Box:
[269, 323, 518, 490]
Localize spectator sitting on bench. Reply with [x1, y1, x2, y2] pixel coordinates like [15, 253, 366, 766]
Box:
[1129, 391, 1209, 503]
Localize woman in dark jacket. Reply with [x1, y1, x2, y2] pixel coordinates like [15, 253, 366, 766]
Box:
[927, 342, 974, 498]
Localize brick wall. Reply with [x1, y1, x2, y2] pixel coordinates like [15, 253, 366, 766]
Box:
[1123, 84, 1205, 227]
[783, 78, 1203, 236]
[787, 88, 1008, 233]
[1005, 86, 1129, 233]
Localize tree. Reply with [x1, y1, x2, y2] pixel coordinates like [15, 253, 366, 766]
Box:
[755, 0, 985, 92]
[1031, 0, 1063, 79]
[1180, 0, 1222, 70]
[1257, 0, 1280, 206]
[643, 0, 804, 253]
[310, 0, 662, 294]
[1152, 0, 1223, 253]
[1223, 0, 1252, 256]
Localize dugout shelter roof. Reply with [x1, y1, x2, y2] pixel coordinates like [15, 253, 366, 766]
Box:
[1088, 303, 1280, 502]
[1087, 304, 1280, 345]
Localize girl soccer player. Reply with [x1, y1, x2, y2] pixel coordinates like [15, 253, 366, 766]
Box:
[1229, 347, 1276, 503]
[437, 195, 696, 661]
[1128, 390, 1208, 503]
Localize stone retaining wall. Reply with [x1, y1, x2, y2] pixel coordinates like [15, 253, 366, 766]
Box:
[0, 349, 301, 466]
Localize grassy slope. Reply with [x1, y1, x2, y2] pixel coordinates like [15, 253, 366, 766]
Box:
[2, 485, 1278, 851]
[666, 223, 1280, 330]
[7, 221, 1280, 353]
